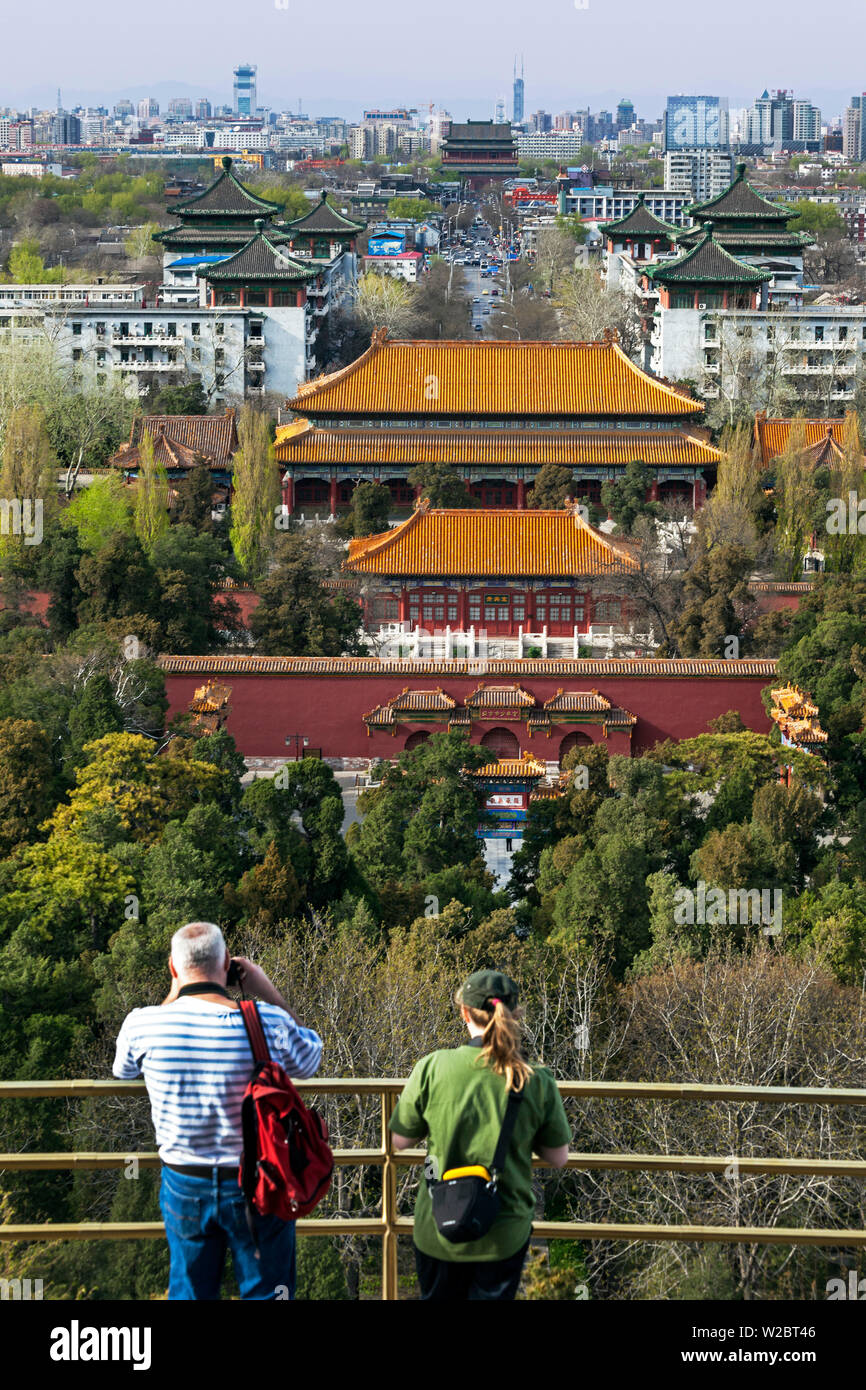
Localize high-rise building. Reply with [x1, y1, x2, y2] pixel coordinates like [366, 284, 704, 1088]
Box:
[137, 98, 159, 120]
[51, 112, 81, 145]
[233, 63, 257, 117]
[664, 147, 734, 201]
[792, 101, 821, 143]
[494, 97, 507, 125]
[746, 90, 793, 146]
[196, 98, 212, 121]
[113, 100, 134, 118]
[664, 95, 729, 151]
[616, 98, 635, 129]
[843, 98, 861, 161]
[167, 97, 193, 121]
[512, 57, 524, 126]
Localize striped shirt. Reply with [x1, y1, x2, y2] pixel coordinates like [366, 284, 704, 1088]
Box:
[112, 999, 323, 1165]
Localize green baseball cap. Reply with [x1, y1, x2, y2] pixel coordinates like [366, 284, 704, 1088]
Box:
[459, 969, 520, 1012]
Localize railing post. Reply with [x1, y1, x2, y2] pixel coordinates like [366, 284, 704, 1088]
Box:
[381, 1088, 398, 1302]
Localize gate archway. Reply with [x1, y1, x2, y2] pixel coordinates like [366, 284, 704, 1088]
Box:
[480, 727, 521, 759]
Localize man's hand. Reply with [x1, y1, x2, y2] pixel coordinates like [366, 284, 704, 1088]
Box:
[231, 957, 298, 1021]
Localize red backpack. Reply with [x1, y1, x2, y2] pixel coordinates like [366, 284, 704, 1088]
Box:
[238, 999, 333, 1222]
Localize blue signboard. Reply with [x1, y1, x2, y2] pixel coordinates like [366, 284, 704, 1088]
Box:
[368, 233, 405, 256]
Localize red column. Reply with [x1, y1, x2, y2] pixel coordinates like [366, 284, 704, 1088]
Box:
[692, 476, 707, 510]
[516, 479, 526, 509]
[525, 588, 535, 627]
[398, 588, 409, 623]
[267, 289, 274, 307]
[458, 588, 469, 629]
[329, 475, 338, 515]
[649, 479, 659, 501]
[209, 289, 216, 307]
[283, 475, 294, 514]
[239, 289, 246, 308]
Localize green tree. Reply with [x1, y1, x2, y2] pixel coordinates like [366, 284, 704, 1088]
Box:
[152, 381, 209, 415]
[0, 718, 56, 855]
[133, 431, 170, 554]
[230, 406, 279, 581]
[249, 532, 363, 657]
[173, 458, 215, 532]
[601, 460, 659, 533]
[528, 463, 574, 510]
[347, 481, 391, 537]
[407, 461, 473, 509]
[64, 473, 133, 553]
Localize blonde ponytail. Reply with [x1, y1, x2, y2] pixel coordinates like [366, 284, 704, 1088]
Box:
[457, 992, 534, 1093]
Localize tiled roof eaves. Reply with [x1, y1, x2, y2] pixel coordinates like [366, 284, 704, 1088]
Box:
[159, 655, 779, 678]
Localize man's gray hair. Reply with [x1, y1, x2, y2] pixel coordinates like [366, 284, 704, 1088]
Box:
[171, 921, 227, 976]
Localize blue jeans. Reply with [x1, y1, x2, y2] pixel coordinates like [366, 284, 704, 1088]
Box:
[159, 1165, 296, 1301]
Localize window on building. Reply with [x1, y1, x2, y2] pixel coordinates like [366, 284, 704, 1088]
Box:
[72, 348, 82, 362]
[815, 325, 824, 341]
[72, 322, 82, 336]
[215, 322, 225, 336]
[594, 599, 621, 622]
[839, 326, 848, 341]
[143, 323, 152, 337]
[191, 322, 200, 336]
[249, 321, 263, 339]
[167, 323, 177, 337]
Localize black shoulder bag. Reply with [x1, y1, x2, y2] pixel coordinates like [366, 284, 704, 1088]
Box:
[427, 1091, 522, 1244]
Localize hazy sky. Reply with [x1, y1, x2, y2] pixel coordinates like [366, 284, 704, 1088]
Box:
[6, 0, 866, 121]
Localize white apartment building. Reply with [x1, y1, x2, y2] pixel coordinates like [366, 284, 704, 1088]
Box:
[558, 185, 693, 227]
[517, 131, 587, 161]
[663, 148, 734, 201]
[0, 295, 310, 406]
[651, 305, 866, 410]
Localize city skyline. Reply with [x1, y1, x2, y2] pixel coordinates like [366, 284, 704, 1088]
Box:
[3, 0, 864, 122]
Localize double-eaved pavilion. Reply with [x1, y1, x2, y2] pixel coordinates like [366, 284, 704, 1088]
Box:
[676, 163, 813, 305]
[344, 497, 639, 637]
[276, 330, 722, 515]
[599, 193, 681, 265]
[642, 224, 773, 311]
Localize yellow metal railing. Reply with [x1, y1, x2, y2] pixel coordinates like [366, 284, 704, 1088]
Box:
[2, 1078, 866, 1301]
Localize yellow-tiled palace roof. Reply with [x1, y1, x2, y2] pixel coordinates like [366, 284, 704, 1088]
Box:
[288, 330, 703, 419]
[344, 502, 640, 578]
[274, 420, 721, 468]
[754, 411, 861, 468]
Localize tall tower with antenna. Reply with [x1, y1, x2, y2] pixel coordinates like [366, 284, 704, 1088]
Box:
[512, 57, 524, 126]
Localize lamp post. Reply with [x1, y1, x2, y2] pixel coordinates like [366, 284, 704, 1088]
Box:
[285, 733, 309, 762]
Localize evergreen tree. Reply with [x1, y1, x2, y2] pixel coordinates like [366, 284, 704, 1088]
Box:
[407, 461, 473, 509]
[174, 457, 215, 532]
[527, 463, 574, 510]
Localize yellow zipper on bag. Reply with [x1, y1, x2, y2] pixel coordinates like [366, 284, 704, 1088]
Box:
[441, 1165, 491, 1181]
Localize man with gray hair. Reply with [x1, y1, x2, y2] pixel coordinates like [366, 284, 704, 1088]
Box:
[113, 921, 322, 1300]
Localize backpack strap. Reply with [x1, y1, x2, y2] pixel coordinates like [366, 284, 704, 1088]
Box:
[239, 998, 271, 1066]
[490, 1091, 523, 1181]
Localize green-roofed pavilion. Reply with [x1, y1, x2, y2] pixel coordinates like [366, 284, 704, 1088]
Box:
[677, 162, 813, 261]
[283, 189, 366, 259]
[156, 155, 287, 257]
[643, 223, 772, 309]
[599, 193, 682, 263]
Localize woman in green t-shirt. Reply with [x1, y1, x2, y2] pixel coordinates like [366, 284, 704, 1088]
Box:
[390, 968, 571, 1301]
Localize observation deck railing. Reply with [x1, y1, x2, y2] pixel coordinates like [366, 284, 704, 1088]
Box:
[2, 1078, 865, 1301]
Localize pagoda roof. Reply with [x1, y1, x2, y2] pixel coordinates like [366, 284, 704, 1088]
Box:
[275, 419, 722, 469]
[344, 501, 640, 578]
[688, 163, 792, 222]
[598, 194, 682, 240]
[753, 411, 861, 467]
[468, 751, 547, 779]
[284, 189, 367, 235]
[110, 409, 239, 469]
[154, 224, 291, 248]
[170, 156, 284, 218]
[443, 122, 518, 145]
[289, 329, 704, 419]
[676, 226, 812, 251]
[645, 226, 773, 286]
[542, 689, 635, 723]
[203, 224, 320, 283]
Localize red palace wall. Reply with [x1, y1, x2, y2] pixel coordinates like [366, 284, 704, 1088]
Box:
[162, 658, 778, 761]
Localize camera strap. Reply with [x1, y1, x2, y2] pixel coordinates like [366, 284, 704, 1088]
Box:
[176, 983, 234, 1000]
